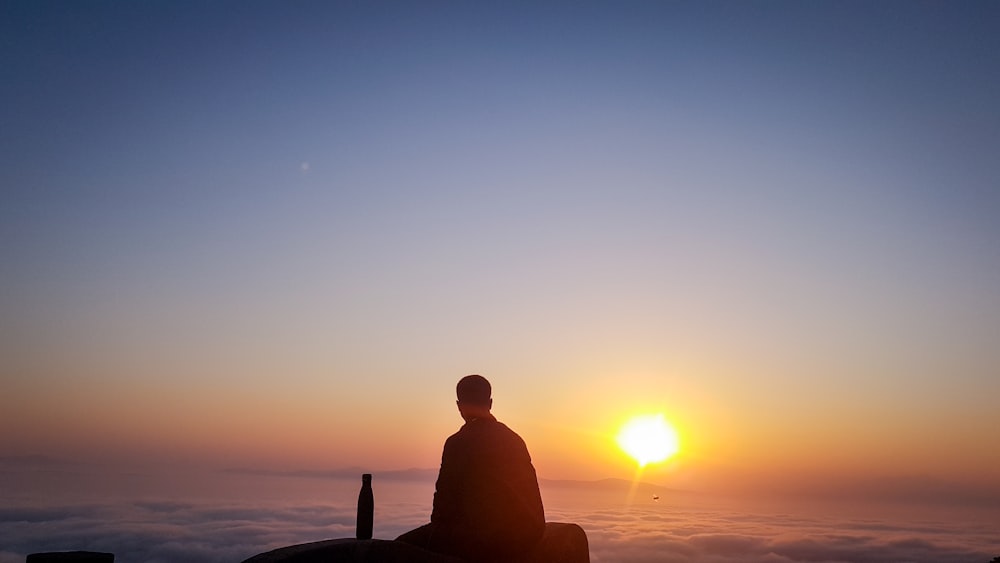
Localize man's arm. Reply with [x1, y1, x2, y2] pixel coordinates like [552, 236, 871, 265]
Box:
[431, 435, 464, 525]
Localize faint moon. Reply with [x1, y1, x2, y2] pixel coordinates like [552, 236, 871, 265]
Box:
[300, 162, 310, 173]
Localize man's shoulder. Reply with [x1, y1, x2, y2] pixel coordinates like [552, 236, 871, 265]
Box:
[464, 419, 530, 451]
[447, 418, 520, 442]
[490, 418, 525, 436]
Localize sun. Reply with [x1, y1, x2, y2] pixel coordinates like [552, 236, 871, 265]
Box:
[617, 414, 680, 467]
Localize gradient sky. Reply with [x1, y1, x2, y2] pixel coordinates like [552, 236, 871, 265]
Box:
[2, 1, 999, 493]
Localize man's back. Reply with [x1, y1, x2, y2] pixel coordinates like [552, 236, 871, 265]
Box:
[432, 414, 545, 553]
[396, 375, 545, 562]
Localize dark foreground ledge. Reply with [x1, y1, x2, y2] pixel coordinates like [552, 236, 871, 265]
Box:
[26, 553, 114, 563]
[242, 539, 462, 563]
[242, 522, 589, 563]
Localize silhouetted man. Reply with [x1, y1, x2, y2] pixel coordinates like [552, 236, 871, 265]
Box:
[397, 375, 545, 562]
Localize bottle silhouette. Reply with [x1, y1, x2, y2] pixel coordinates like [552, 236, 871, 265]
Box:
[356, 473, 374, 540]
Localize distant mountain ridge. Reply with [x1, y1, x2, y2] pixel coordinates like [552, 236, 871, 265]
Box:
[224, 466, 677, 493]
[13, 456, 998, 507]
[0, 454, 78, 467]
[222, 466, 1000, 506]
[224, 466, 440, 481]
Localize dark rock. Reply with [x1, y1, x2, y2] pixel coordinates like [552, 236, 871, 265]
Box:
[241, 523, 589, 563]
[241, 539, 463, 563]
[26, 553, 114, 563]
[525, 523, 589, 563]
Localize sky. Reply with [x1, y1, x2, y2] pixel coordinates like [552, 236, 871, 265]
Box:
[2, 0, 1000, 498]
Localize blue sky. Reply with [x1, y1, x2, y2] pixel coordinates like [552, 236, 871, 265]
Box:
[2, 1, 999, 487]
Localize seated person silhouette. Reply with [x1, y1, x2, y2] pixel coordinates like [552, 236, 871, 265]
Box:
[397, 375, 545, 562]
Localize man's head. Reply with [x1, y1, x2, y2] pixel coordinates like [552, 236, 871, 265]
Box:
[456, 374, 492, 421]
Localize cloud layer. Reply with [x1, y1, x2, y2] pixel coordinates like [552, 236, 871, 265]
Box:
[566, 506, 997, 563]
[2, 489, 997, 563]
[1, 464, 996, 563]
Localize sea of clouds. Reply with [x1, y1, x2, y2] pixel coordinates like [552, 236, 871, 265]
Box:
[561, 504, 997, 563]
[1, 467, 997, 563]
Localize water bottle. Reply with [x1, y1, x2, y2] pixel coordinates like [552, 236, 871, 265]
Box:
[356, 473, 374, 540]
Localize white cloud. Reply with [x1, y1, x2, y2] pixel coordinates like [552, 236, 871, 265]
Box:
[0, 489, 996, 563]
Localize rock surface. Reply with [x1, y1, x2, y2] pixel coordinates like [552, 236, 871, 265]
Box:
[241, 522, 589, 563]
[524, 523, 590, 563]
[26, 553, 114, 563]
[241, 538, 462, 563]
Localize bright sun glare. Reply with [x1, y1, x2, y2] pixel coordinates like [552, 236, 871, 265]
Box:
[617, 414, 680, 467]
